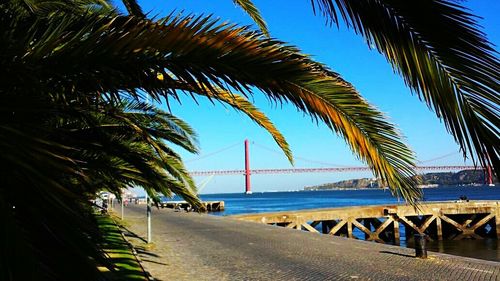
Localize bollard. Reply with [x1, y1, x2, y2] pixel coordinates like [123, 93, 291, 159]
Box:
[414, 234, 428, 258]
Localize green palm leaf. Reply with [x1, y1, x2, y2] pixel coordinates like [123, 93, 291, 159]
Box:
[232, 0, 269, 36]
[167, 81, 293, 163]
[9, 0, 113, 16]
[122, 0, 144, 17]
[0, 125, 109, 280]
[57, 100, 203, 206]
[310, 0, 499, 174]
[4, 12, 421, 203]
[0, 79, 203, 280]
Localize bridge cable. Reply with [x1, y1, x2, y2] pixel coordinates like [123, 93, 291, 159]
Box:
[251, 142, 351, 167]
[196, 174, 215, 193]
[254, 142, 461, 167]
[417, 151, 460, 164]
[186, 141, 462, 171]
[184, 141, 241, 163]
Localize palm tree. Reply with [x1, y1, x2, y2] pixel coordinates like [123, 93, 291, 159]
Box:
[0, 2, 415, 278]
[2, 0, 426, 200]
[1, 4, 320, 278]
[73, 0, 500, 195]
[120, 1, 498, 175]
[0, 94, 204, 279]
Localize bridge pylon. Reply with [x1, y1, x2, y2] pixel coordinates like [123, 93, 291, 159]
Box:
[486, 165, 494, 186]
[244, 139, 252, 194]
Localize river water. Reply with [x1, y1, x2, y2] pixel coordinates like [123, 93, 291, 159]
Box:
[194, 185, 500, 262]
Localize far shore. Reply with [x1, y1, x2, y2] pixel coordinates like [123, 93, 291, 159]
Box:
[303, 183, 496, 192]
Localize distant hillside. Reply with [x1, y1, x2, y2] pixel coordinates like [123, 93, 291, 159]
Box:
[305, 178, 381, 190]
[304, 170, 497, 190]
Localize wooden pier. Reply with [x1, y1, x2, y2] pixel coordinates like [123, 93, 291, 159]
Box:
[160, 201, 225, 212]
[232, 201, 500, 244]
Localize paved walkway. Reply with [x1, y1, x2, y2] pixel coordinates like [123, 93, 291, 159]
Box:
[118, 204, 499, 281]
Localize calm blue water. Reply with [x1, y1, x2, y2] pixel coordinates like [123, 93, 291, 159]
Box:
[197, 185, 500, 216]
[186, 185, 500, 261]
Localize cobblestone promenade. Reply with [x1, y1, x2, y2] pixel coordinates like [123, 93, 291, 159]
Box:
[119, 205, 499, 281]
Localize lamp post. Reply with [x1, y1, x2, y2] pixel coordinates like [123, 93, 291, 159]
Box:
[121, 196, 124, 220]
[146, 194, 152, 243]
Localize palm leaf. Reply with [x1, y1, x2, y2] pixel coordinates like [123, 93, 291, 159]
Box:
[8, 0, 114, 16]
[57, 100, 203, 207]
[0, 125, 109, 280]
[232, 0, 269, 36]
[169, 81, 293, 163]
[310, 0, 499, 175]
[5, 12, 422, 203]
[122, 0, 144, 17]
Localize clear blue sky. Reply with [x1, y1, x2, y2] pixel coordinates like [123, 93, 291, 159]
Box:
[134, 1, 499, 194]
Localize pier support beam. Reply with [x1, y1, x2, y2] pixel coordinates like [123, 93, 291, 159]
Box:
[494, 207, 500, 239]
[347, 220, 353, 238]
[436, 216, 443, 240]
[393, 218, 400, 245]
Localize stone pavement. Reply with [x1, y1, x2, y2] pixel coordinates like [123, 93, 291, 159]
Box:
[118, 204, 499, 281]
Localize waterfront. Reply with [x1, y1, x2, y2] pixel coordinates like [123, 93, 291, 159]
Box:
[191, 185, 500, 261]
[122, 204, 500, 280]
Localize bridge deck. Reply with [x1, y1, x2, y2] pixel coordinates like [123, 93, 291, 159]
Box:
[190, 165, 479, 176]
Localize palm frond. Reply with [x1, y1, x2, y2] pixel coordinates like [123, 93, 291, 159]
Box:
[310, 0, 500, 175]
[232, 0, 269, 36]
[57, 100, 202, 206]
[0, 88, 203, 280]
[7, 0, 114, 16]
[171, 82, 293, 164]
[122, 0, 144, 17]
[0, 126, 108, 280]
[4, 12, 421, 203]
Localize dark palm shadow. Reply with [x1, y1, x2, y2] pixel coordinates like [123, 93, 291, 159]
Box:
[113, 221, 162, 261]
[379, 250, 414, 258]
[119, 225, 148, 243]
[141, 259, 169, 266]
[136, 247, 160, 258]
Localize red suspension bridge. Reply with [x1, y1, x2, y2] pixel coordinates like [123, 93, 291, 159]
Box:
[188, 140, 494, 194]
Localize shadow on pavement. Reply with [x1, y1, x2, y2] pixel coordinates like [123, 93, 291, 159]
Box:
[379, 250, 414, 258]
[142, 259, 169, 266]
[121, 225, 148, 244]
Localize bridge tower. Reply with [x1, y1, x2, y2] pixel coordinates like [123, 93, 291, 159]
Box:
[244, 139, 252, 194]
[486, 165, 494, 186]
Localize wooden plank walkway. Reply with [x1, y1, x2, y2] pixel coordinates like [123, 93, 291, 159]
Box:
[232, 201, 500, 244]
[118, 204, 499, 281]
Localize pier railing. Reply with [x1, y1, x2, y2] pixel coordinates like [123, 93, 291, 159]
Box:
[232, 201, 500, 244]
